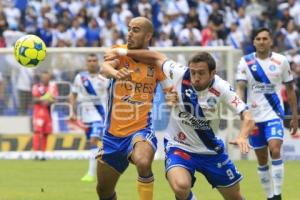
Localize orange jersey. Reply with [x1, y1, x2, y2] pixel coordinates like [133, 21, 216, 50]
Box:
[107, 45, 168, 137]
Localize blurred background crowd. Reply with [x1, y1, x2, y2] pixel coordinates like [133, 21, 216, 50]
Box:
[0, 0, 299, 118]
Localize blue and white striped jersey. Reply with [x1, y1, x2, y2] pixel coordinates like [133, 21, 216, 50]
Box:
[162, 59, 247, 154]
[236, 52, 293, 122]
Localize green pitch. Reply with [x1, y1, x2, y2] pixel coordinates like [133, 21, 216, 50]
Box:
[0, 160, 299, 200]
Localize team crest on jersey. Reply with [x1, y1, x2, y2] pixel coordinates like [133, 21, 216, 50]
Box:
[207, 96, 217, 107]
[251, 65, 257, 71]
[134, 67, 141, 74]
[269, 65, 276, 71]
[147, 66, 154, 77]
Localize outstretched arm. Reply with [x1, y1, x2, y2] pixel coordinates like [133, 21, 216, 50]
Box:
[229, 110, 255, 154]
[100, 59, 133, 80]
[236, 80, 247, 101]
[104, 48, 168, 68]
[285, 82, 298, 135]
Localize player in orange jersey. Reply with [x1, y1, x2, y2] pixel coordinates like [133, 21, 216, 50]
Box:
[96, 17, 171, 200]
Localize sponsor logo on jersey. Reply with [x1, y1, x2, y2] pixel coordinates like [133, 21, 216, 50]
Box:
[178, 111, 211, 130]
[252, 83, 275, 94]
[121, 95, 144, 105]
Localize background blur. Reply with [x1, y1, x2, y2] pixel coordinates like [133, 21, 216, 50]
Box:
[0, 0, 299, 160]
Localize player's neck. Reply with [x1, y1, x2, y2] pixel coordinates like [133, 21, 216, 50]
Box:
[256, 51, 271, 60]
[88, 72, 97, 77]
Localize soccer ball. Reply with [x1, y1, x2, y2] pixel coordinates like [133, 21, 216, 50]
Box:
[14, 35, 46, 68]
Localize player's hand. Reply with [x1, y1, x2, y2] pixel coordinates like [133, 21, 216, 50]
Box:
[104, 49, 119, 61]
[165, 86, 178, 107]
[40, 92, 55, 103]
[69, 112, 77, 121]
[290, 116, 298, 135]
[229, 136, 250, 154]
[114, 68, 133, 80]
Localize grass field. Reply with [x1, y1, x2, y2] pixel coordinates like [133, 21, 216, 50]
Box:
[0, 160, 299, 200]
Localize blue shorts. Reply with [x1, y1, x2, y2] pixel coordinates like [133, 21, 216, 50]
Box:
[85, 121, 105, 140]
[165, 147, 242, 188]
[249, 118, 284, 149]
[99, 128, 157, 173]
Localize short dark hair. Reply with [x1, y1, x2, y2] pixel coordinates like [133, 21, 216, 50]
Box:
[88, 53, 97, 58]
[252, 27, 272, 40]
[188, 52, 216, 72]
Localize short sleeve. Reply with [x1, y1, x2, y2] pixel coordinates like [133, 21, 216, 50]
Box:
[72, 74, 81, 94]
[221, 81, 248, 114]
[235, 58, 247, 82]
[162, 59, 187, 85]
[281, 57, 293, 83]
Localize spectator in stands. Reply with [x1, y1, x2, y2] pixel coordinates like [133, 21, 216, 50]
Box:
[288, 0, 300, 27]
[36, 18, 53, 47]
[197, 0, 212, 28]
[281, 20, 300, 50]
[85, 18, 101, 47]
[100, 20, 117, 47]
[86, 0, 101, 19]
[201, 20, 215, 46]
[178, 21, 201, 46]
[68, 17, 86, 47]
[3, 3, 21, 31]
[185, 6, 202, 30]
[236, 7, 253, 38]
[52, 22, 71, 47]
[154, 31, 173, 47]
[278, 4, 293, 29]
[0, 72, 5, 114]
[24, 5, 37, 34]
[0, 11, 8, 47]
[226, 22, 246, 49]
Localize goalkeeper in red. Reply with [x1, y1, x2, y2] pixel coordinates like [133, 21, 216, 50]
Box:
[32, 71, 56, 160]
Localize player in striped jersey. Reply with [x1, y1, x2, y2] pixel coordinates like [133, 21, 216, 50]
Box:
[104, 49, 255, 200]
[70, 53, 109, 182]
[236, 28, 298, 200]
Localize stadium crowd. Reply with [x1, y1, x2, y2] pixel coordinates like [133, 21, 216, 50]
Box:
[0, 0, 299, 116]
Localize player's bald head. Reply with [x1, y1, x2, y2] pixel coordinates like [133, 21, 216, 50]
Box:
[131, 17, 153, 34]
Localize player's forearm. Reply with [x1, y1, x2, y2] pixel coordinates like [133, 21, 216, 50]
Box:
[239, 111, 255, 138]
[236, 81, 246, 101]
[100, 62, 118, 79]
[126, 49, 167, 67]
[286, 84, 298, 118]
[69, 94, 77, 114]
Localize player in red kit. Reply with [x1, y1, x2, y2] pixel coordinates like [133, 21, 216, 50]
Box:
[32, 71, 56, 160]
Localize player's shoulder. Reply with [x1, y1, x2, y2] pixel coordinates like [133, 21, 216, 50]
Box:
[270, 52, 288, 64]
[212, 75, 232, 94]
